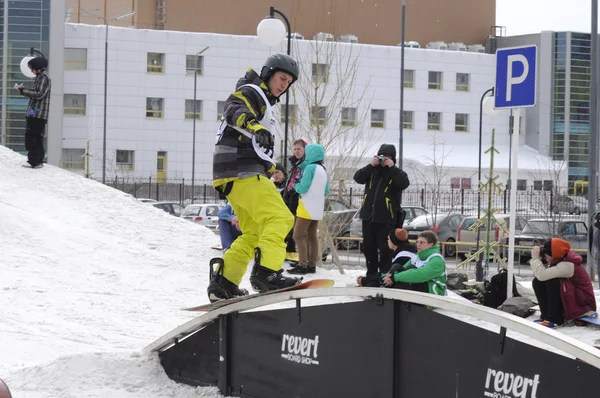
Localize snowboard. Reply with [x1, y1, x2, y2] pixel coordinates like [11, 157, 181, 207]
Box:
[183, 278, 335, 312]
[579, 312, 600, 326]
[0, 378, 11, 398]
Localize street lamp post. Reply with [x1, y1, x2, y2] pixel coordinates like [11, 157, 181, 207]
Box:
[81, 8, 136, 185]
[191, 46, 210, 204]
[475, 87, 495, 281]
[398, 0, 407, 172]
[257, 6, 292, 164]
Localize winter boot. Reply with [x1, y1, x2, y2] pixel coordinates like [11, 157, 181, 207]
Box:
[287, 264, 316, 274]
[207, 257, 248, 302]
[250, 248, 302, 292]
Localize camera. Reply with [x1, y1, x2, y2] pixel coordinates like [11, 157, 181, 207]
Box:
[378, 155, 385, 164]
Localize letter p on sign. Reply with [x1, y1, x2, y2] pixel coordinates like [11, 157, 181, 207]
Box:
[494, 45, 537, 109]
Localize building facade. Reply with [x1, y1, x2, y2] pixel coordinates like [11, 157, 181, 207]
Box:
[57, 23, 566, 191]
[66, 0, 495, 48]
[496, 31, 595, 191]
[0, 0, 64, 165]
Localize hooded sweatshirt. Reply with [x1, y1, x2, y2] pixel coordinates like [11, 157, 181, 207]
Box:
[212, 69, 279, 186]
[393, 244, 447, 296]
[294, 144, 330, 220]
[530, 238, 596, 321]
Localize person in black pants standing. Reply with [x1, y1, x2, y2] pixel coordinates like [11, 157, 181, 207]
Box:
[15, 56, 51, 169]
[354, 144, 410, 275]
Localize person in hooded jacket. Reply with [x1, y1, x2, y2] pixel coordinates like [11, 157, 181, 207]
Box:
[354, 144, 410, 275]
[530, 238, 596, 328]
[208, 53, 302, 302]
[288, 144, 330, 274]
[282, 139, 307, 259]
[271, 162, 287, 193]
[356, 228, 417, 287]
[15, 56, 51, 169]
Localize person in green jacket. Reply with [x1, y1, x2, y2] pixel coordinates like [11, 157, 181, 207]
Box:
[381, 230, 447, 296]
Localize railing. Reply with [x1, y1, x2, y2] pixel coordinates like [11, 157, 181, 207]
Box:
[64, 61, 87, 70]
[147, 65, 164, 73]
[61, 161, 85, 170]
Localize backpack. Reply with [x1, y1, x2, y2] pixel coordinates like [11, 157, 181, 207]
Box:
[482, 269, 519, 309]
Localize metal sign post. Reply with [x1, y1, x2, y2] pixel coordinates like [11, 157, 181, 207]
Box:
[494, 45, 537, 299]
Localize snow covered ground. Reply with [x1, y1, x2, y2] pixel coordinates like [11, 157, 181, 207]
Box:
[0, 145, 599, 397]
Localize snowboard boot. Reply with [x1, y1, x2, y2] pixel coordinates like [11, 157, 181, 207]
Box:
[207, 257, 249, 303]
[250, 248, 302, 293]
[287, 264, 316, 274]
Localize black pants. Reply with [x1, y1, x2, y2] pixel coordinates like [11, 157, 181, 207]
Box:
[532, 277, 564, 324]
[359, 274, 428, 293]
[25, 117, 47, 166]
[362, 219, 393, 274]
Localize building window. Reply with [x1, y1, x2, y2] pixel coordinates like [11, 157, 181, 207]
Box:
[147, 53, 165, 73]
[146, 98, 164, 118]
[310, 106, 327, 125]
[428, 71, 442, 90]
[63, 94, 86, 116]
[312, 63, 329, 83]
[371, 109, 385, 128]
[450, 177, 472, 189]
[517, 179, 527, 191]
[217, 101, 227, 121]
[427, 112, 441, 130]
[185, 99, 202, 120]
[341, 107, 356, 127]
[61, 148, 85, 170]
[186, 55, 204, 75]
[280, 104, 297, 124]
[64, 48, 87, 70]
[456, 73, 470, 92]
[461, 178, 472, 190]
[116, 150, 134, 171]
[533, 180, 542, 191]
[402, 111, 413, 129]
[543, 180, 553, 191]
[404, 69, 415, 88]
[533, 180, 553, 191]
[455, 113, 469, 132]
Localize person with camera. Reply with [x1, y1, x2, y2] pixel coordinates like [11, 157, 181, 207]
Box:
[353, 144, 410, 275]
[530, 239, 596, 328]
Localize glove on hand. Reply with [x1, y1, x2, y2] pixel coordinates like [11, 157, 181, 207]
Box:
[254, 128, 274, 149]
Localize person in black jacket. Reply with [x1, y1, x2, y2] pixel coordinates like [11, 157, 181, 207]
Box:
[282, 139, 306, 259]
[354, 144, 410, 275]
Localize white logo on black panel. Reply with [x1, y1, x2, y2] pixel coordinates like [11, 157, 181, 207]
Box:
[281, 334, 320, 365]
[483, 368, 540, 398]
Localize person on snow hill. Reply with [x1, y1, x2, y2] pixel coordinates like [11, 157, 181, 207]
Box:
[287, 144, 330, 275]
[208, 53, 302, 302]
[530, 238, 596, 328]
[15, 56, 51, 169]
[282, 139, 307, 259]
[356, 228, 417, 287]
[353, 144, 410, 276]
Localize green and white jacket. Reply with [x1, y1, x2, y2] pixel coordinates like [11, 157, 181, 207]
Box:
[393, 244, 447, 296]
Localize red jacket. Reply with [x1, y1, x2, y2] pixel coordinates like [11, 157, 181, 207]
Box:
[559, 251, 596, 321]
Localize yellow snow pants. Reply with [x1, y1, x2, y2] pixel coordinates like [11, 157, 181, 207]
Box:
[221, 175, 294, 285]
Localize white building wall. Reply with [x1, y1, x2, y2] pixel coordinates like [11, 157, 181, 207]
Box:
[63, 23, 520, 183]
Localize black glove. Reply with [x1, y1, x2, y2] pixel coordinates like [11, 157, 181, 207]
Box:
[254, 128, 274, 149]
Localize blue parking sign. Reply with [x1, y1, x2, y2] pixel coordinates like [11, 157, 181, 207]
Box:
[495, 46, 537, 109]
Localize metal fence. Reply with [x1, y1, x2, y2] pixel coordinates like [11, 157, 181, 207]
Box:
[104, 177, 589, 220]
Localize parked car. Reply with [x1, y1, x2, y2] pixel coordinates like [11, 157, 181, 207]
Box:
[514, 218, 588, 263]
[551, 194, 590, 215]
[348, 205, 429, 250]
[152, 201, 184, 217]
[137, 198, 157, 203]
[456, 214, 526, 260]
[403, 213, 465, 257]
[323, 198, 359, 250]
[181, 203, 222, 229]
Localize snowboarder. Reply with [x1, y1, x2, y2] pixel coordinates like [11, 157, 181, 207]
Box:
[208, 53, 302, 301]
